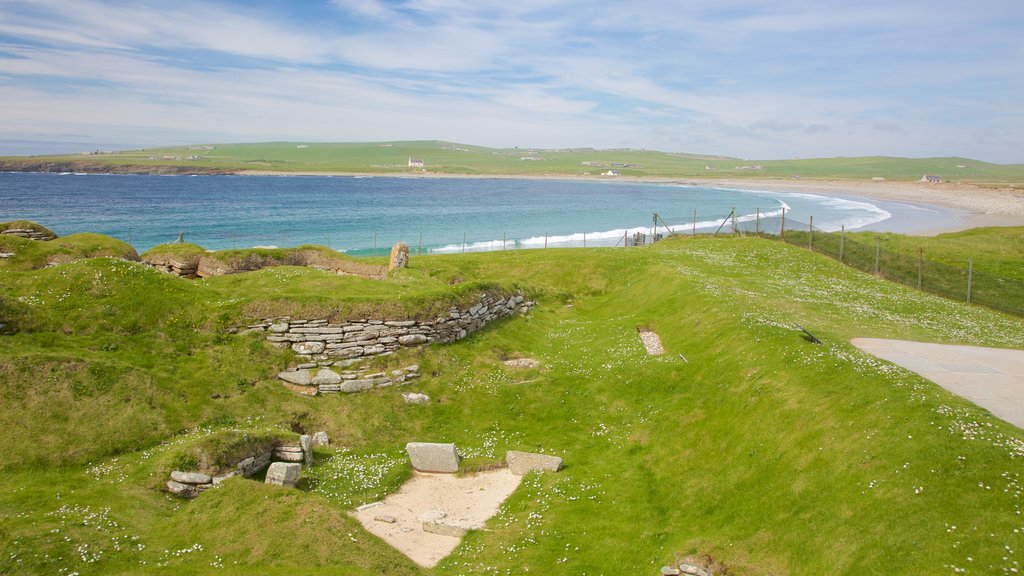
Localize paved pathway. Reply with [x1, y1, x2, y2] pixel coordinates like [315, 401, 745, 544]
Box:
[852, 338, 1024, 428]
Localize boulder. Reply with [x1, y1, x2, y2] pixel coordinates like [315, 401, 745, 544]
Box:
[166, 480, 199, 498]
[389, 242, 410, 270]
[341, 379, 374, 393]
[661, 567, 682, 576]
[292, 341, 326, 355]
[300, 434, 313, 467]
[398, 334, 428, 346]
[311, 369, 342, 385]
[505, 450, 563, 475]
[402, 392, 430, 404]
[312, 431, 329, 446]
[278, 369, 312, 386]
[679, 564, 712, 576]
[406, 442, 460, 473]
[265, 462, 301, 488]
[375, 514, 397, 523]
[170, 470, 212, 485]
[268, 322, 289, 333]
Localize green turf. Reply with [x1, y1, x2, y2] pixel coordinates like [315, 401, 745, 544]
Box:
[2, 227, 1024, 574]
[2, 141, 1024, 184]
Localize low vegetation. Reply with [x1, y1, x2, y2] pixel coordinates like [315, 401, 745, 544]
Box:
[2, 225, 1024, 574]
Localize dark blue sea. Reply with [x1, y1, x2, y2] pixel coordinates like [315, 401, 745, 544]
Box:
[0, 173, 896, 255]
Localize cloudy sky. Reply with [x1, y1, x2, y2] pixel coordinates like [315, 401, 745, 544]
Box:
[1, 0, 1021, 162]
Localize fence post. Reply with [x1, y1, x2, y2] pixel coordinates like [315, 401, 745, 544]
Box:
[544, 234, 548, 249]
[780, 207, 785, 241]
[418, 232, 422, 256]
[808, 216, 813, 250]
[839, 225, 845, 263]
[874, 237, 880, 274]
[755, 208, 760, 235]
[583, 232, 587, 248]
[967, 257, 974, 304]
[918, 247, 923, 289]
[624, 230, 628, 247]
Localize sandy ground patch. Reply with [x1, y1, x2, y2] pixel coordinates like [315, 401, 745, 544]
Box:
[352, 469, 522, 568]
[638, 329, 665, 355]
[853, 338, 1024, 428]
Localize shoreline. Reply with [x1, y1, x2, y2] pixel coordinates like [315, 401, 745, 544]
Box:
[238, 171, 1024, 236]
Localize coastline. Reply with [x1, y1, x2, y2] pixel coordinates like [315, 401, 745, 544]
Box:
[238, 171, 1024, 236]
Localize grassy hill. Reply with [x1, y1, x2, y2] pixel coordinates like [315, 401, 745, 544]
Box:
[2, 228, 1024, 574]
[2, 140, 1023, 184]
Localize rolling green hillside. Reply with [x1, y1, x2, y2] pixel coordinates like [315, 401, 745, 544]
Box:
[2, 140, 1023, 183]
[2, 227, 1024, 574]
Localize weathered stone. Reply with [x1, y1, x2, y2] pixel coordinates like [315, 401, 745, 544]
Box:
[678, 564, 712, 576]
[402, 392, 430, 404]
[300, 434, 313, 467]
[274, 450, 304, 463]
[312, 431, 329, 446]
[296, 362, 317, 369]
[341, 379, 374, 393]
[212, 471, 239, 485]
[406, 442, 459, 473]
[363, 344, 387, 355]
[374, 514, 397, 523]
[269, 322, 289, 333]
[330, 346, 364, 358]
[170, 470, 212, 485]
[661, 567, 682, 576]
[398, 334, 428, 346]
[265, 462, 301, 487]
[318, 384, 341, 393]
[503, 358, 540, 369]
[505, 451, 563, 475]
[275, 445, 304, 453]
[389, 242, 410, 270]
[166, 480, 199, 498]
[422, 520, 467, 537]
[278, 369, 312, 386]
[404, 364, 420, 374]
[292, 341, 326, 354]
[385, 320, 417, 327]
[311, 369, 342, 385]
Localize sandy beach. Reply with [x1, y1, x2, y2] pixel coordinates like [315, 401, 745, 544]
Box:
[240, 170, 1024, 235]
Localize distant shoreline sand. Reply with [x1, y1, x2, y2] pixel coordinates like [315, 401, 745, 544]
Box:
[240, 171, 1024, 235]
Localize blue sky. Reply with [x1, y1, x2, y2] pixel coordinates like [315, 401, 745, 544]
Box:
[1, 0, 1022, 162]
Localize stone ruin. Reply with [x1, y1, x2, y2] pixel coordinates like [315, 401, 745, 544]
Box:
[1, 227, 56, 241]
[389, 242, 409, 270]
[165, 432, 328, 498]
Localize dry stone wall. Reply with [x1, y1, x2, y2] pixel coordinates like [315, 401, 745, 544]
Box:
[243, 292, 534, 362]
[1, 227, 56, 241]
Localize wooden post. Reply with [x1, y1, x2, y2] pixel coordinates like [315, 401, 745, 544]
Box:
[808, 216, 813, 250]
[967, 257, 974, 304]
[780, 207, 785, 241]
[874, 237, 880, 274]
[624, 229, 628, 247]
[755, 208, 760, 235]
[583, 232, 587, 248]
[418, 232, 422, 256]
[544, 234, 548, 249]
[918, 247, 923, 289]
[839, 225, 845, 263]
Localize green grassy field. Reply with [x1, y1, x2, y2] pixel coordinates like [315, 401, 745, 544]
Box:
[3, 140, 1024, 184]
[2, 226, 1024, 574]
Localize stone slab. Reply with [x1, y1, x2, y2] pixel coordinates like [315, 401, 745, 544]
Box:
[170, 470, 212, 485]
[278, 369, 312, 386]
[505, 450, 563, 475]
[406, 442, 460, 473]
[265, 462, 301, 487]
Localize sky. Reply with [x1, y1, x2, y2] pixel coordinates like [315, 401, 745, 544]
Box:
[0, 0, 1022, 162]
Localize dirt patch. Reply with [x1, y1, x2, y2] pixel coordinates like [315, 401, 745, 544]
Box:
[638, 328, 665, 355]
[503, 358, 540, 369]
[352, 469, 522, 568]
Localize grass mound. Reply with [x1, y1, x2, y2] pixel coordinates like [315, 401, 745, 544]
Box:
[0, 219, 57, 237]
[142, 243, 390, 279]
[0, 230, 139, 270]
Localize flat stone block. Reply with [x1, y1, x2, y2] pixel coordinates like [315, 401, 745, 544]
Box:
[170, 470, 212, 485]
[406, 442, 459, 473]
[166, 480, 199, 498]
[265, 462, 301, 487]
[311, 369, 342, 385]
[341, 379, 374, 393]
[422, 520, 467, 537]
[505, 450, 563, 475]
[278, 369, 312, 386]
[292, 341, 326, 354]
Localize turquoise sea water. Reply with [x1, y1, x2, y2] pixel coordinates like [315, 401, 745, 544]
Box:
[0, 173, 902, 255]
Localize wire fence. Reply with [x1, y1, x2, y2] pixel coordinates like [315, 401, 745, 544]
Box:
[659, 210, 1024, 318]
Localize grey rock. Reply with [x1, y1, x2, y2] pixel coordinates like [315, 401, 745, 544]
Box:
[275, 445, 304, 453]
[236, 457, 254, 470]
[386, 320, 417, 327]
[679, 564, 712, 576]
[374, 514, 397, 523]
[278, 369, 312, 386]
[170, 470, 212, 485]
[300, 434, 313, 467]
[422, 520, 467, 537]
[212, 471, 239, 485]
[406, 442, 459, 473]
[402, 392, 430, 404]
[341, 379, 374, 393]
[274, 450, 304, 463]
[505, 451, 563, 475]
[404, 364, 420, 374]
[166, 480, 199, 498]
[312, 431, 329, 446]
[292, 341, 326, 354]
[269, 322, 289, 333]
[661, 567, 682, 576]
[265, 462, 301, 487]
[296, 362, 317, 369]
[330, 346, 363, 358]
[363, 344, 387, 355]
[311, 369, 342, 385]
[398, 334, 428, 346]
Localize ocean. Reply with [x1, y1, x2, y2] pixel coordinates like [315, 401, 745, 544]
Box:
[0, 172, 896, 255]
